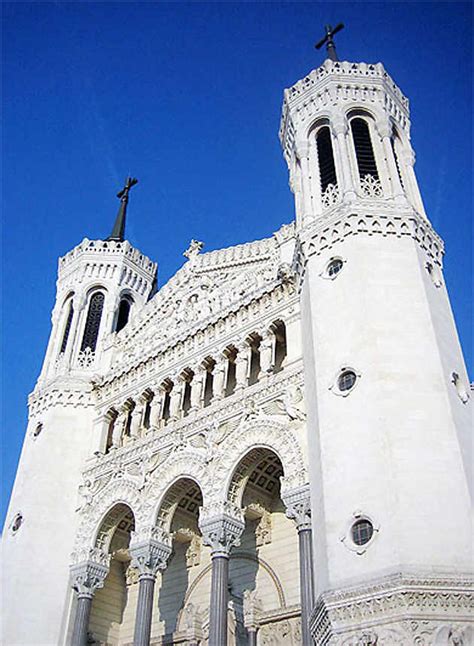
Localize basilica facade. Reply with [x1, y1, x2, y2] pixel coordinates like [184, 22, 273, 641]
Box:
[2, 46, 472, 646]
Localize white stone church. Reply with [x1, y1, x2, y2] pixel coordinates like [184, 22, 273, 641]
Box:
[2, 35, 472, 646]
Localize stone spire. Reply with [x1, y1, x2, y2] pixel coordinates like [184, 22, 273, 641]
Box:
[107, 176, 138, 242]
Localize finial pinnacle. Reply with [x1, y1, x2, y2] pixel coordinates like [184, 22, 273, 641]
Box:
[315, 23, 344, 62]
[107, 176, 138, 242]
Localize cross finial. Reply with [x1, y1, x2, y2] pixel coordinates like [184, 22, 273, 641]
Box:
[107, 176, 138, 242]
[315, 23, 344, 62]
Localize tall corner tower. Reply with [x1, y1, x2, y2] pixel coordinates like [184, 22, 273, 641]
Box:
[2, 179, 157, 646]
[280, 37, 473, 644]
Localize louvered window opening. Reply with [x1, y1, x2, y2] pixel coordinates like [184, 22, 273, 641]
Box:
[351, 118, 379, 180]
[316, 127, 338, 191]
[59, 300, 74, 354]
[391, 137, 405, 189]
[115, 298, 131, 333]
[81, 292, 104, 352]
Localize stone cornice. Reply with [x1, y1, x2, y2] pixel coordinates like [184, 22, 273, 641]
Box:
[299, 204, 444, 266]
[28, 379, 95, 417]
[310, 572, 474, 644]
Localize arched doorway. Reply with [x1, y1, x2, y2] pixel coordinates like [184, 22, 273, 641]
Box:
[155, 478, 205, 642]
[88, 503, 135, 645]
[226, 448, 301, 645]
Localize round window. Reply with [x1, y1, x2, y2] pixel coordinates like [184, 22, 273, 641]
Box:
[11, 513, 23, 534]
[351, 519, 373, 546]
[338, 370, 357, 392]
[327, 258, 343, 278]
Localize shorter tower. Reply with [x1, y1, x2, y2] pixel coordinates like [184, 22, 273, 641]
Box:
[2, 181, 157, 646]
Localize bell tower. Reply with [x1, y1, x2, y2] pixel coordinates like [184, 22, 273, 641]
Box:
[2, 179, 157, 646]
[280, 31, 472, 644]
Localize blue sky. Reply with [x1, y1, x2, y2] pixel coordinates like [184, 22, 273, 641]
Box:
[2, 2, 472, 526]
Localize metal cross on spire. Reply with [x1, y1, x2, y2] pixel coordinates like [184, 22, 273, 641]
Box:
[315, 23, 344, 62]
[107, 176, 138, 242]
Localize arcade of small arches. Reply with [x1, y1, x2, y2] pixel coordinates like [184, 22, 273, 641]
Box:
[294, 108, 421, 217]
[70, 445, 314, 646]
[101, 320, 287, 453]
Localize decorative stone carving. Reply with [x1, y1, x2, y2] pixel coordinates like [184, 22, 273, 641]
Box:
[310, 573, 474, 646]
[185, 534, 201, 568]
[302, 210, 444, 266]
[359, 174, 383, 198]
[70, 549, 110, 597]
[182, 602, 204, 642]
[243, 590, 263, 631]
[259, 617, 302, 645]
[129, 528, 172, 578]
[255, 510, 272, 547]
[283, 485, 311, 531]
[199, 502, 245, 557]
[183, 239, 204, 260]
[125, 563, 140, 586]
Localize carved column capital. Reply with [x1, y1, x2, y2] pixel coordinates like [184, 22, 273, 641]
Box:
[199, 503, 245, 557]
[283, 484, 312, 531]
[243, 590, 263, 632]
[129, 527, 172, 580]
[70, 548, 110, 598]
[295, 140, 310, 159]
[331, 116, 348, 137]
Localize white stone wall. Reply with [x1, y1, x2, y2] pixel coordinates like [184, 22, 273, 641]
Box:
[2, 403, 96, 645]
[301, 233, 472, 595]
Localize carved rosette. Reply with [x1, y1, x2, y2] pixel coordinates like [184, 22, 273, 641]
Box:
[129, 525, 172, 579]
[70, 548, 110, 598]
[199, 502, 245, 557]
[283, 484, 312, 531]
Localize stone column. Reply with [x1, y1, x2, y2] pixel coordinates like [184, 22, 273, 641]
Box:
[130, 400, 144, 439]
[295, 141, 312, 219]
[129, 528, 172, 646]
[199, 504, 245, 646]
[283, 486, 315, 646]
[149, 386, 165, 429]
[259, 330, 275, 374]
[378, 122, 404, 201]
[400, 147, 427, 217]
[112, 409, 127, 448]
[235, 342, 251, 391]
[169, 378, 184, 421]
[243, 590, 262, 646]
[212, 355, 227, 402]
[91, 413, 111, 454]
[190, 366, 206, 411]
[332, 118, 356, 201]
[70, 550, 110, 646]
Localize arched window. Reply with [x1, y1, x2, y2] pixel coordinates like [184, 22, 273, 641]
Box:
[350, 118, 379, 181]
[59, 299, 74, 355]
[316, 126, 338, 192]
[114, 296, 133, 333]
[80, 292, 105, 353]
